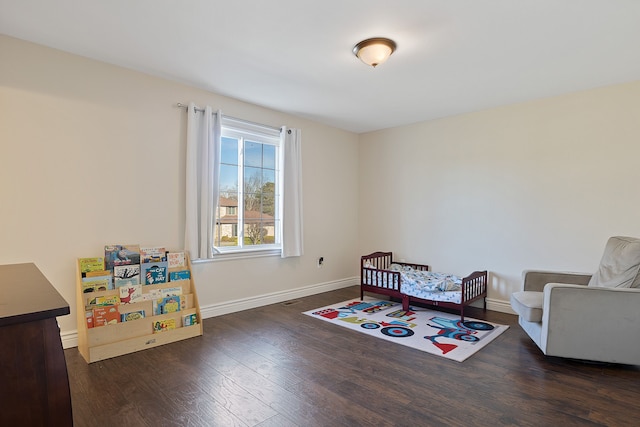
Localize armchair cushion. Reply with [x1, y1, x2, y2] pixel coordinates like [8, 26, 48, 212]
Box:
[588, 236, 640, 288]
[510, 291, 543, 322]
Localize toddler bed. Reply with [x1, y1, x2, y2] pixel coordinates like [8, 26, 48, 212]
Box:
[360, 251, 487, 321]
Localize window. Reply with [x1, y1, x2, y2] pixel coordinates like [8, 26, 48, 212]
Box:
[185, 104, 301, 261]
[214, 118, 281, 252]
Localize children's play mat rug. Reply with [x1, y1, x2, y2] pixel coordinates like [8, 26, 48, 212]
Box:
[303, 297, 508, 362]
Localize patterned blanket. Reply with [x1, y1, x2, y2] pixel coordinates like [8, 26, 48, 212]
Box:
[364, 263, 463, 304]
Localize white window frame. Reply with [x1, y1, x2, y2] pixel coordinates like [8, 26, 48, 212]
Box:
[214, 117, 281, 257]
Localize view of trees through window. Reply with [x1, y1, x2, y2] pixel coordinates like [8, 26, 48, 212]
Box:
[214, 133, 279, 249]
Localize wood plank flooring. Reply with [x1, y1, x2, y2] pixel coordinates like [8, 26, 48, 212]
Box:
[64, 286, 640, 426]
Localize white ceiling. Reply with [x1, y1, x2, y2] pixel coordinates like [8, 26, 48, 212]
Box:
[2, 0, 640, 133]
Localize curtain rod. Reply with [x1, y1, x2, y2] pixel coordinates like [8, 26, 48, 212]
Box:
[176, 103, 281, 132]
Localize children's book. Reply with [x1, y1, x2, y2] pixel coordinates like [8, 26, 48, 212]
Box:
[79, 257, 105, 275]
[159, 286, 183, 297]
[118, 284, 143, 304]
[84, 269, 112, 278]
[141, 261, 168, 285]
[182, 313, 198, 327]
[152, 318, 176, 333]
[86, 295, 120, 307]
[140, 246, 167, 263]
[121, 310, 145, 322]
[144, 286, 182, 302]
[81, 275, 113, 293]
[113, 264, 140, 283]
[167, 251, 186, 268]
[114, 277, 139, 288]
[93, 305, 120, 327]
[169, 270, 190, 282]
[153, 295, 181, 315]
[85, 310, 94, 329]
[105, 244, 141, 270]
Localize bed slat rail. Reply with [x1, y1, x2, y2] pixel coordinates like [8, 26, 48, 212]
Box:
[461, 270, 488, 304]
[360, 252, 402, 305]
[396, 262, 429, 272]
[361, 252, 431, 296]
[362, 251, 392, 269]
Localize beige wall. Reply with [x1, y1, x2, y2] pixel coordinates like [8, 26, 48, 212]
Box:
[4, 33, 639, 337]
[359, 80, 640, 309]
[0, 35, 360, 337]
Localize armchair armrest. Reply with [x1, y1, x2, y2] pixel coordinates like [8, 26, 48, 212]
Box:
[522, 270, 592, 292]
[541, 283, 640, 364]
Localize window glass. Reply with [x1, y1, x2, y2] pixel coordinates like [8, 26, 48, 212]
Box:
[214, 121, 280, 253]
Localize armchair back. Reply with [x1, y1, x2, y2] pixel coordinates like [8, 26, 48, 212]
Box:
[588, 236, 640, 288]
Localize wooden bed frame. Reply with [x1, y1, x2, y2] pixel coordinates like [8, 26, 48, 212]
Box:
[360, 251, 487, 321]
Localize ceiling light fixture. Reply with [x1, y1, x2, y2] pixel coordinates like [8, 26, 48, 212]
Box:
[352, 37, 397, 68]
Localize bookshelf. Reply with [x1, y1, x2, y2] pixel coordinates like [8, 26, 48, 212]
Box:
[76, 251, 203, 363]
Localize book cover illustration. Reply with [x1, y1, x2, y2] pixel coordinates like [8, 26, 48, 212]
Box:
[169, 270, 190, 282]
[105, 244, 141, 271]
[143, 288, 160, 301]
[143, 286, 182, 301]
[119, 285, 143, 304]
[183, 313, 198, 327]
[114, 277, 139, 288]
[86, 295, 120, 307]
[159, 286, 183, 297]
[85, 310, 94, 329]
[81, 274, 113, 293]
[167, 251, 186, 268]
[140, 246, 167, 263]
[84, 269, 112, 278]
[121, 310, 145, 322]
[79, 257, 105, 275]
[153, 295, 181, 316]
[93, 305, 120, 327]
[113, 264, 140, 284]
[142, 261, 168, 285]
[152, 318, 176, 333]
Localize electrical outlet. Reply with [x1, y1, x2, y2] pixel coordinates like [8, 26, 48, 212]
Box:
[317, 257, 324, 268]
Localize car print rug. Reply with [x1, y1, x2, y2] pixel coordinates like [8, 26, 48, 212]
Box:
[303, 297, 508, 362]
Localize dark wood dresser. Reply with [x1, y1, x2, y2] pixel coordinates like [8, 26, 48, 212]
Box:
[0, 263, 73, 426]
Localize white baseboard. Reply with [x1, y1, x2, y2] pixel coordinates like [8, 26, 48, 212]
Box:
[61, 277, 358, 349]
[61, 330, 79, 350]
[60, 279, 514, 350]
[486, 297, 516, 315]
[199, 277, 359, 319]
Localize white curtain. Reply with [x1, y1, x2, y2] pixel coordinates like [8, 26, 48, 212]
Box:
[280, 127, 304, 258]
[185, 103, 221, 260]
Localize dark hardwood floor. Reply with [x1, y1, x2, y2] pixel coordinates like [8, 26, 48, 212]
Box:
[65, 286, 640, 426]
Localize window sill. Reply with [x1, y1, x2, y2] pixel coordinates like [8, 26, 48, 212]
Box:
[192, 248, 281, 264]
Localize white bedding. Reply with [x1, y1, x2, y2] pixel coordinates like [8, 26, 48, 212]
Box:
[363, 262, 463, 304]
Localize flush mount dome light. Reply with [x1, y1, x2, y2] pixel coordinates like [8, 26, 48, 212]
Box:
[352, 37, 397, 68]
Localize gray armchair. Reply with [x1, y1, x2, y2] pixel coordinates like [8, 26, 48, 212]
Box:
[510, 236, 640, 365]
